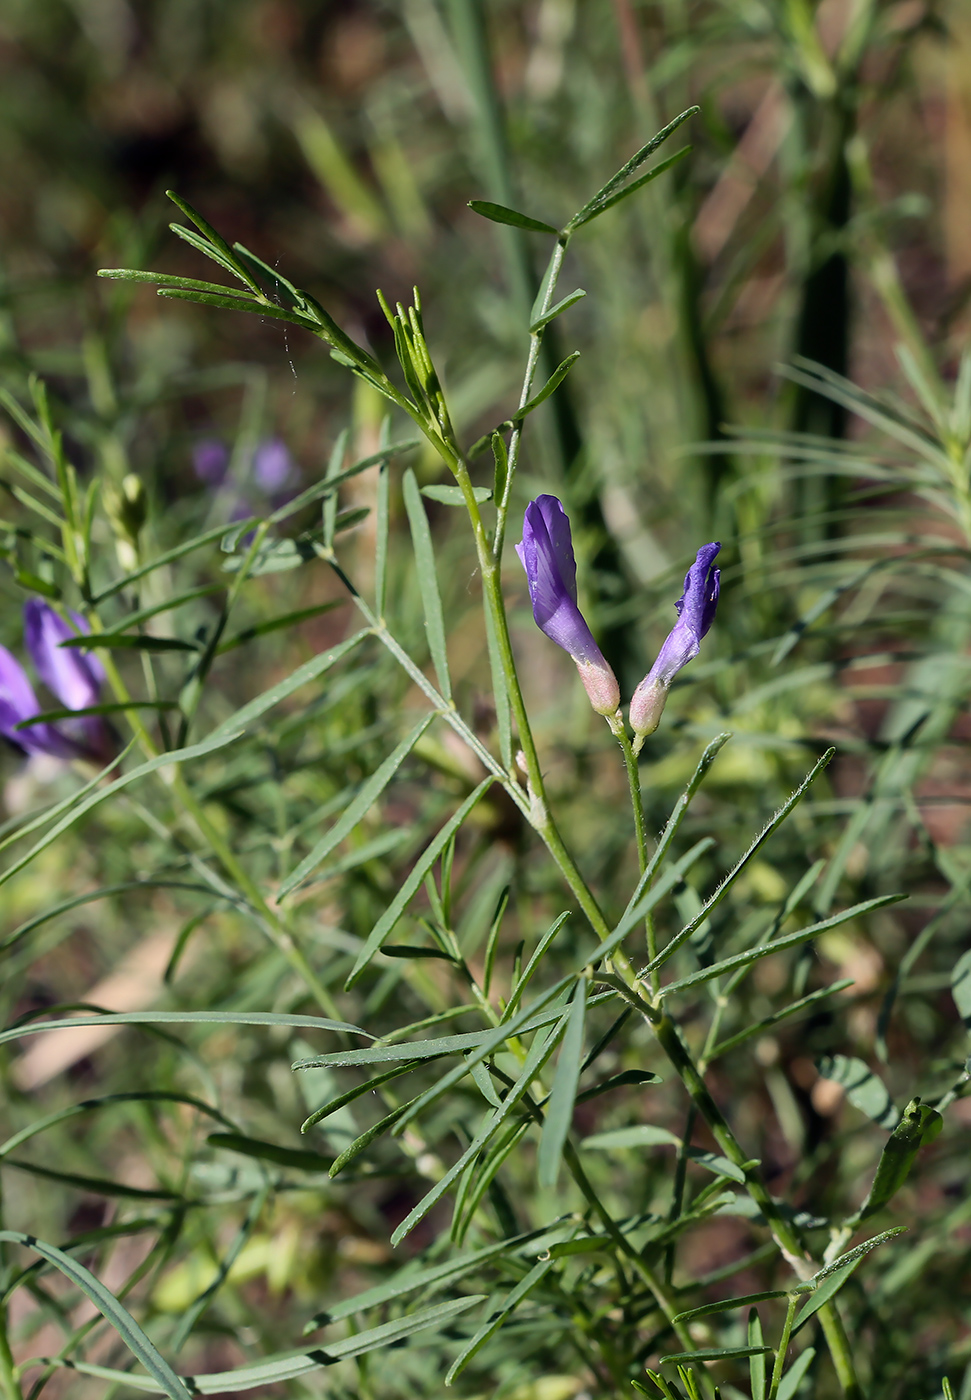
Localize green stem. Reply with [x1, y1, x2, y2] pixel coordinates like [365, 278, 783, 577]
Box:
[0, 1314, 22, 1400]
[613, 981, 861, 1397]
[767, 1292, 800, 1400]
[615, 723, 661, 981]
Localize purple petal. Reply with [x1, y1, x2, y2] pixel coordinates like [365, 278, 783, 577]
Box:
[516, 496, 599, 662]
[193, 438, 230, 485]
[637, 543, 721, 698]
[24, 600, 103, 712]
[0, 644, 72, 757]
[516, 496, 620, 714]
[675, 543, 721, 640]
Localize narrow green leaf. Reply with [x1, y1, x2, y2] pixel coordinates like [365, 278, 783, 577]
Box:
[207, 1133, 332, 1172]
[664, 1347, 773, 1365]
[644, 749, 836, 976]
[0, 1090, 235, 1157]
[166, 190, 262, 292]
[813, 1228, 908, 1284]
[266, 440, 417, 528]
[307, 1229, 546, 1327]
[673, 1291, 793, 1325]
[58, 633, 198, 652]
[777, 1348, 815, 1400]
[613, 733, 730, 931]
[420, 484, 493, 505]
[0, 731, 248, 892]
[97, 268, 248, 295]
[575, 1069, 659, 1103]
[445, 1255, 556, 1384]
[570, 146, 690, 227]
[749, 1309, 767, 1400]
[791, 1262, 858, 1334]
[390, 1015, 568, 1246]
[529, 288, 586, 332]
[856, 1100, 943, 1221]
[157, 286, 318, 330]
[657, 896, 904, 998]
[41, 1295, 485, 1393]
[0, 1010, 366, 1052]
[581, 1124, 680, 1152]
[0, 742, 137, 863]
[300, 1059, 425, 1134]
[516, 351, 580, 419]
[346, 778, 495, 987]
[566, 106, 699, 228]
[403, 467, 452, 700]
[3, 1158, 180, 1200]
[216, 600, 346, 653]
[451, 1119, 530, 1244]
[708, 979, 854, 1060]
[507, 913, 571, 1016]
[93, 519, 258, 603]
[279, 716, 433, 898]
[294, 982, 578, 1070]
[0, 1229, 192, 1399]
[328, 1101, 411, 1177]
[13, 701, 178, 732]
[588, 838, 716, 962]
[537, 978, 587, 1187]
[468, 200, 557, 234]
[208, 629, 369, 740]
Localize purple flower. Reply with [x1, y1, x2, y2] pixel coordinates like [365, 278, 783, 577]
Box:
[192, 438, 230, 486]
[516, 496, 620, 718]
[253, 438, 296, 494]
[630, 542, 721, 745]
[0, 601, 110, 762]
[24, 600, 104, 712]
[0, 645, 73, 758]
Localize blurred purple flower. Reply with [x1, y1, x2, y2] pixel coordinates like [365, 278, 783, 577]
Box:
[0, 601, 111, 762]
[24, 599, 104, 712]
[253, 438, 296, 495]
[192, 438, 230, 486]
[630, 543, 720, 744]
[0, 645, 72, 758]
[516, 495, 620, 718]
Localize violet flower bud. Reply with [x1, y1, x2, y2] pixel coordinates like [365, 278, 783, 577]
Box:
[630, 542, 720, 747]
[0, 645, 73, 758]
[516, 495, 620, 718]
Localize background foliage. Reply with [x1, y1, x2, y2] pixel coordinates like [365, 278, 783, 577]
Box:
[0, 1, 970, 1397]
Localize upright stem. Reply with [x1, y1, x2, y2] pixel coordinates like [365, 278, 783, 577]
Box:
[0, 1314, 23, 1400]
[767, 1292, 800, 1400]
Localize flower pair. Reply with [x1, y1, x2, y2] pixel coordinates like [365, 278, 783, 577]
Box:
[517, 496, 719, 742]
[0, 601, 109, 762]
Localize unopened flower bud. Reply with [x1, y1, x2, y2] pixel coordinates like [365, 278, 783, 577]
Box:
[516, 495, 620, 720]
[631, 543, 721, 751]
